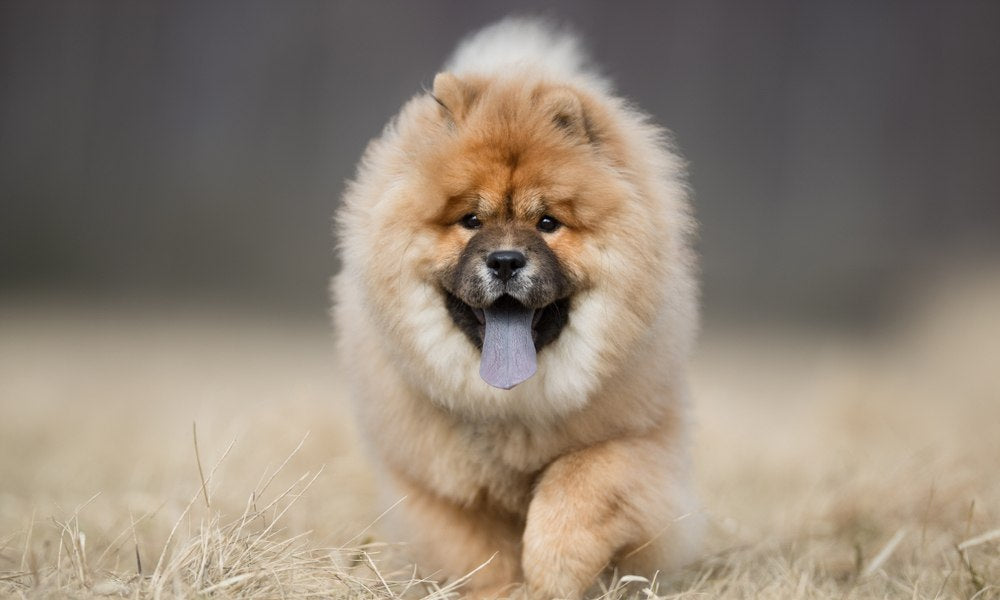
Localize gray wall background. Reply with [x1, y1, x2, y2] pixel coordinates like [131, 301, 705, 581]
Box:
[2, 1, 998, 324]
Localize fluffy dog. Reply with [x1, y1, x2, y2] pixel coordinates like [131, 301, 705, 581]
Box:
[333, 18, 702, 599]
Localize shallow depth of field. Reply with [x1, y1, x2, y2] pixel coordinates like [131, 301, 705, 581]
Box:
[4, 3, 1000, 598]
[2, 266, 998, 599]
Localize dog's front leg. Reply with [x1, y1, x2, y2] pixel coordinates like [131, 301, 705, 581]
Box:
[520, 432, 694, 600]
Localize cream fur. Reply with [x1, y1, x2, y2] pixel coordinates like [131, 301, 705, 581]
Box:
[333, 18, 702, 600]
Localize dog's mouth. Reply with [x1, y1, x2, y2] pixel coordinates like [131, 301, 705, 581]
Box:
[444, 291, 570, 390]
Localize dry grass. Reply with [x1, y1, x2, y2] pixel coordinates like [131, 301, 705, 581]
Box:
[1, 268, 999, 598]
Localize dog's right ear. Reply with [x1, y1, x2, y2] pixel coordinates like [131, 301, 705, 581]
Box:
[432, 72, 476, 123]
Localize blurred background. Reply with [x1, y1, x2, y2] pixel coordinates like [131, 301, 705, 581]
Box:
[3, 0, 998, 324]
[2, 3, 1000, 594]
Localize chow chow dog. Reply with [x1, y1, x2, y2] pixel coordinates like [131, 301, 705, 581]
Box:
[333, 18, 702, 599]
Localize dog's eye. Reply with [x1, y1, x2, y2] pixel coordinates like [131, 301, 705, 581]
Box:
[537, 215, 561, 233]
[459, 213, 482, 230]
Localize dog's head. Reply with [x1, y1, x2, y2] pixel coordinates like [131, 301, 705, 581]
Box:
[342, 70, 694, 410]
[426, 73, 631, 389]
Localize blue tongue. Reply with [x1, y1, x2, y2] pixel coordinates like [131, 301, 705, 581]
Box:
[479, 301, 537, 390]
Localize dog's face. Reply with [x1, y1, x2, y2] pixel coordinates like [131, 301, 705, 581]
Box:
[421, 74, 642, 389]
[349, 72, 684, 408]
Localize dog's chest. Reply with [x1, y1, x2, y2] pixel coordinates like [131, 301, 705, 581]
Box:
[443, 420, 553, 515]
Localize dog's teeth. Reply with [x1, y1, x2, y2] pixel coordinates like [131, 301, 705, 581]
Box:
[532, 308, 543, 327]
[473, 308, 485, 324]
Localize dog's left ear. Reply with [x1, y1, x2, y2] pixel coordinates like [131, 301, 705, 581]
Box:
[432, 72, 477, 123]
[542, 88, 590, 141]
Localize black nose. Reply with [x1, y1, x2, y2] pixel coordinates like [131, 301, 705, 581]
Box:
[486, 250, 527, 282]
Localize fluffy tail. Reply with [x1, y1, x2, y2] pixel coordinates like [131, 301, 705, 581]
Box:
[444, 17, 606, 90]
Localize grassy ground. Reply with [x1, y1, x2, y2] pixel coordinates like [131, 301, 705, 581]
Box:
[1, 271, 999, 598]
